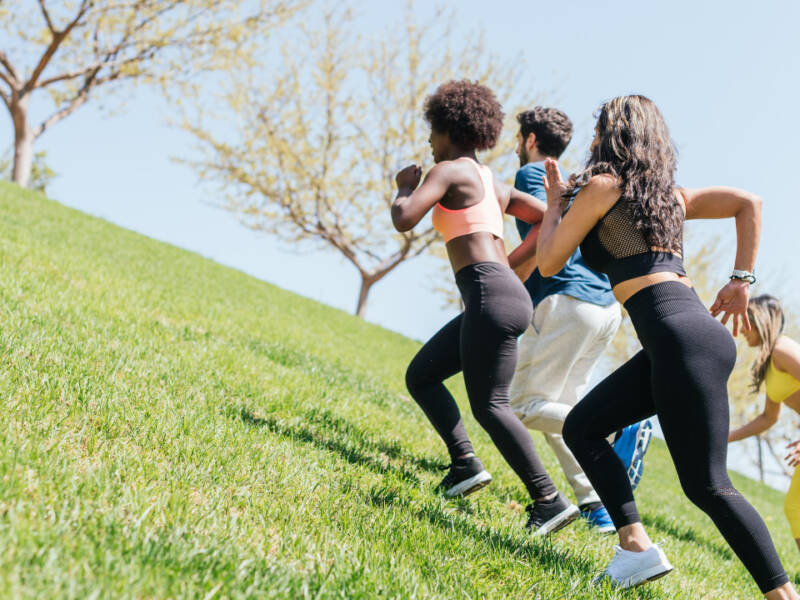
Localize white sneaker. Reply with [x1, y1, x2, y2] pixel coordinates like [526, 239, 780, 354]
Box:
[592, 544, 674, 589]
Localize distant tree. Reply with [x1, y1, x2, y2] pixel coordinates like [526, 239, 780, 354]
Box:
[0, 0, 304, 188]
[181, 3, 550, 317]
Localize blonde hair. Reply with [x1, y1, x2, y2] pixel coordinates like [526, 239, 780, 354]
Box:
[748, 295, 786, 392]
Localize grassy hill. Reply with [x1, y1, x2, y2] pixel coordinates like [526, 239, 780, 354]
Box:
[0, 181, 796, 599]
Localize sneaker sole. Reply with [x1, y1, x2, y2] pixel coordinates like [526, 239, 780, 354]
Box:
[532, 504, 580, 537]
[593, 564, 674, 589]
[445, 470, 492, 497]
[628, 422, 654, 490]
[622, 564, 674, 589]
[595, 524, 616, 535]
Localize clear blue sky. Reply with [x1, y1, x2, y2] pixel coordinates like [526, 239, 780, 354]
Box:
[2, 0, 797, 486]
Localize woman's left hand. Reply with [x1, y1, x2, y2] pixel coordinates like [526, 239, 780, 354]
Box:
[710, 279, 751, 336]
[786, 440, 800, 467]
[542, 157, 567, 209]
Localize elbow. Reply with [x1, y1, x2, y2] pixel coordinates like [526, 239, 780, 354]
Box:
[393, 217, 413, 232]
[391, 207, 413, 232]
[537, 259, 560, 278]
[748, 193, 762, 214]
[740, 193, 762, 217]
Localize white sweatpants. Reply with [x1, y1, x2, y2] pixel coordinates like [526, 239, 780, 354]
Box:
[509, 293, 622, 506]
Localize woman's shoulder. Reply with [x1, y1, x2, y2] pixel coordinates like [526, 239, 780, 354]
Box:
[772, 336, 800, 372]
[572, 174, 622, 217]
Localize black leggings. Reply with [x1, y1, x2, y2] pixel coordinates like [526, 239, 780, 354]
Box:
[406, 262, 556, 500]
[563, 281, 788, 594]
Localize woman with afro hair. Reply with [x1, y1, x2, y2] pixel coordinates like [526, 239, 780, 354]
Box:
[392, 80, 580, 535]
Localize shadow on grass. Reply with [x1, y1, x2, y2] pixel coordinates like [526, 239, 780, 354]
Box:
[366, 484, 665, 599]
[235, 406, 423, 485]
[231, 405, 676, 599]
[246, 339, 407, 411]
[302, 407, 445, 473]
[641, 513, 733, 560]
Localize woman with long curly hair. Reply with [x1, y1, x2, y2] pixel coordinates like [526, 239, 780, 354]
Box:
[392, 80, 582, 535]
[729, 295, 800, 551]
[536, 95, 796, 597]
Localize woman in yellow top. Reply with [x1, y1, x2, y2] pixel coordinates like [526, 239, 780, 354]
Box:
[729, 294, 800, 549]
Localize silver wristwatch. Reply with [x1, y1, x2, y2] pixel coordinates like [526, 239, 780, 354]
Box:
[730, 269, 756, 284]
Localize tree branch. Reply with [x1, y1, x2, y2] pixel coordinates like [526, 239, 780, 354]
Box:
[0, 69, 14, 91]
[0, 50, 20, 86]
[24, 0, 91, 93]
[0, 88, 9, 109]
[33, 66, 114, 138]
[35, 64, 101, 89]
[37, 0, 57, 35]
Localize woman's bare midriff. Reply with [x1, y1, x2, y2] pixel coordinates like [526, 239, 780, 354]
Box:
[612, 271, 694, 305]
[446, 232, 508, 273]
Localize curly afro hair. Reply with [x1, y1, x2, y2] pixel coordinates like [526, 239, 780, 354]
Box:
[423, 80, 504, 151]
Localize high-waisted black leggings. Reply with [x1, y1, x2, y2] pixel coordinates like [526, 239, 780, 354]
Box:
[563, 281, 787, 594]
[406, 262, 556, 499]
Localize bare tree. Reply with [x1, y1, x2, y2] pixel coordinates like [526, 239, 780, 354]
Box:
[182, 3, 543, 317]
[0, 0, 304, 188]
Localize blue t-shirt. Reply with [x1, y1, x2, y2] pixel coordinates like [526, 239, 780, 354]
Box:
[514, 161, 615, 308]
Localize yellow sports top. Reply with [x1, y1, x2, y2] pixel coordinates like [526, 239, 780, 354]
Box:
[766, 359, 800, 403]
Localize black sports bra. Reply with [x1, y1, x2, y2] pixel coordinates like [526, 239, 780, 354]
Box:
[579, 198, 686, 288]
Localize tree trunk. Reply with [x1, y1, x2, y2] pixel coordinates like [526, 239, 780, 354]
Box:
[355, 274, 377, 318]
[11, 97, 33, 188]
[756, 434, 765, 483]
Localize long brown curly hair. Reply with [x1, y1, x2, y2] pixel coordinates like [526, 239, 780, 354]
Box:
[747, 295, 786, 392]
[568, 95, 683, 252]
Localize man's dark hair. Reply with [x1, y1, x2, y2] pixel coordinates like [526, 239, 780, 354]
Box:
[424, 80, 504, 151]
[516, 107, 573, 158]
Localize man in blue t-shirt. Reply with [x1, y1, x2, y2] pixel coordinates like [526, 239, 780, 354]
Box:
[507, 107, 653, 533]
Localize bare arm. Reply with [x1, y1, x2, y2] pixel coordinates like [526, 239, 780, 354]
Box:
[504, 185, 547, 225]
[536, 159, 618, 277]
[391, 163, 450, 232]
[681, 186, 762, 336]
[507, 224, 540, 281]
[728, 397, 781, 442]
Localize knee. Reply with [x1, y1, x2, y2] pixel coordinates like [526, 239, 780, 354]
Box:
[682, 482, 740, 511]
[470, 402, 496, 429]
[404, 361, 425, 397]
[562, 410, 585, 453]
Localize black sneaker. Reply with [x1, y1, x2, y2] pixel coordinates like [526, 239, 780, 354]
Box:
[436, 456, 492, 497]
[525, 493, 580, 536]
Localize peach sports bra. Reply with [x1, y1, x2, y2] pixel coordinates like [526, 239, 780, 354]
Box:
[431, 157, 505, 243]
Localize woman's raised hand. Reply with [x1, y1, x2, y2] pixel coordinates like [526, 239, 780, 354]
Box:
[542, 157, 567, 209]
[395, 164, 422, 191]
[710, 279, 751, 337]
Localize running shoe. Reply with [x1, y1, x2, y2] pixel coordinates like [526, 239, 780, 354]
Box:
[525, 493, 580, 536]
[580, 505, 616, 534]
[613, 419, 654, 490]
[592, 544, 673, 589]
[436, 456, 492, 497]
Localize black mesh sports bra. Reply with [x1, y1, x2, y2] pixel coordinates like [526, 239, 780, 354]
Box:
[579, 198, 686, 288]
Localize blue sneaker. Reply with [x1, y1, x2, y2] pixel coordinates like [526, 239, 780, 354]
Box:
[613, 420, 654, 490]
[581, 505, 616, 534]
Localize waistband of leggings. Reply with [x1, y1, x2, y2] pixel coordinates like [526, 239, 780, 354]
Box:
[623, 280, 707, 321]
[454, 261, 512, 281]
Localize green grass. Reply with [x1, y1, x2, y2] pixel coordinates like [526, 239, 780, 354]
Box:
[0, 180, 796, 599]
